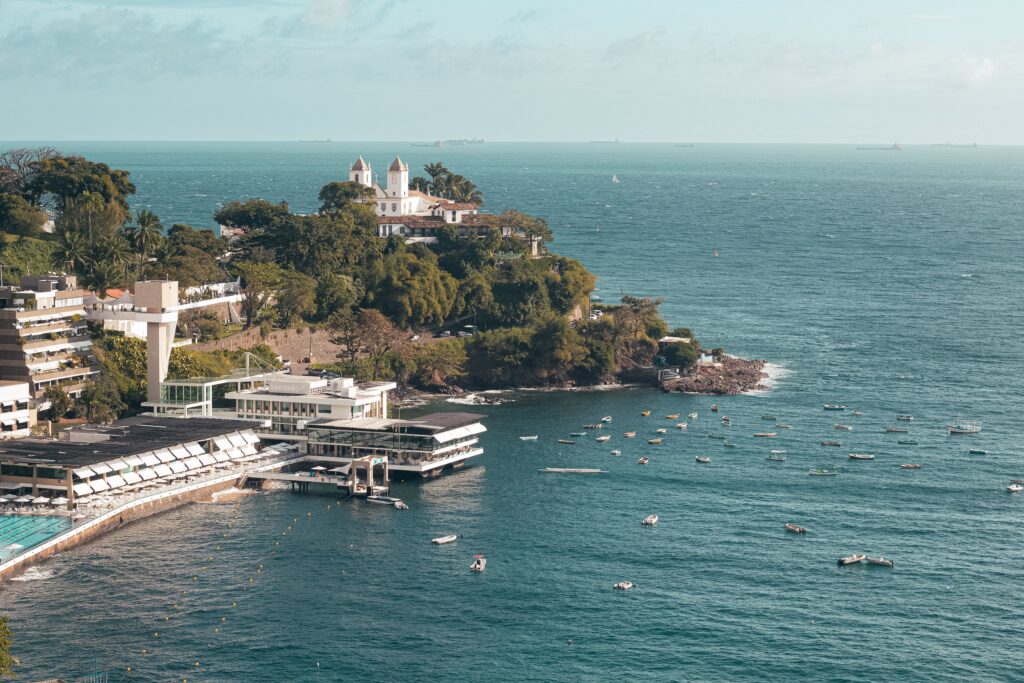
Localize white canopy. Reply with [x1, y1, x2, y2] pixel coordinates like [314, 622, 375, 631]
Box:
[153, 464, 173, 477]
[0, 495, 12, 502]
[225, 447, 245, 461]
[31, 496, 49, 504]
[122, 455, 144, 467]
[169, 461, 188, 474]
[170, 445, 191, 459]
[182, 457, 203, 470]
[106, 475, 127, 489]
[50, 496, 69, 505]
[329, 465, 351, 474]
[91, 463, 113, 475]
[72, 482, 93, 496]
[154, 449, 175, 463]
[123, 471, 143, 485]
[73, 466, 96, 478]
[140, 452, 161, 467]
[434, 422, 487, 444]
[0, 482, 23, 490]
[106, 458, 130, 471]
[1, 418, 17, 427]
[139, 468, 158, 481]
[198, 454, 217, 466]
[213, 451, 231, 463]
[242, 431, 260, 444]
[227, 433, 247, 448]
[213, 437, 232, 451]
[241, 444, 258, 456]
[13, 495, 33, 503]
[185, 442, 205, 456]
[89, 479, 111, 492]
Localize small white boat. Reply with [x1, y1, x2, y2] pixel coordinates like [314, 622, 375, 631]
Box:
[665, 414, 680, 420]
[767, 452, 786, 462]
[866, 556, 894, 568]
[655, 428, 667, 434]
[595, 435, 611, 443]
[394, 501, 410, 510]
[809, 468, 839, 476]
[676, 422, 688, 429]
[834, 424, 853, 431]
[784, 523, 806, 534]
[851, 410, 864, 416]
[823, 404, 846, 411]
[848, 453, 875, 461]
[601, 415, 613, 423]
[775, 423, 792, 429]
[432, 534, 458, 545]
[637, 457, 649, 465]
[695, 455, 711, 464]
[688, 412, 698, 419]
[470, 555, 487, 572]
[367, 495, 402, 505]
[613, 581, 633, 590]
[711, 404, 719, 412]
[641, 514, 658, 526]
[896, 415, 914, 422]
[837, 553, 866, 566]
[753, 432, 777, 438]
[540, 467, 606, 474]
[519, 435, 539, 441]
[1007, 484, 1023, 493]
[647, 438, 662, 445]
[900, 463, 922, 470]
[947, 418, 982, 435]
[624, 431, 637, 438]
[885, 425, 910, 433]
[611, 175, 620, 184]
[721, 416, 730, 424]
[610, 449, 621, 456]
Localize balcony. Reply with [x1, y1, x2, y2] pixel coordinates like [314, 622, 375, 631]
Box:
[32, 365, 99, 385]
[20, 334, 91, 352]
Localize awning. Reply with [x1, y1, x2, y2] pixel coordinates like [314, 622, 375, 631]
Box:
[2, 419, 17, 426]
[182, 457, 203, 470]
[0, 482, 25, 490]
[91, 463, 113, 475]
[31, 496, 50, 504]
[169, 461, 188, 473]
[105, 458, 130, 471]
[73, 466, 96, 479]
[139, 468, 158, 481]
[227, 433, 247, 448]
[153, 464, 173, 477]
[123, 471, 142, 485]
[89, 479, 111, 492]
[170, 445, 190, 459]
[213, 451, 231, 463]
[105, 475, 126, 489]
[241, 444, 258, 456]
[185, 442, 205, 456]
[329, 465, 351, 474]
[198, 454, 217, 466]
[122, 455, 144, 467]
[1, 401, 14, 408]
[242, 431, 260, 444]
[225, 447, 245, 461]
[50, 496, 68, 505]
[140, 452, 161, 467]
[213, 437, 232, 451]
[433, 422, 487, 444]
[154, 449, 175, 463]
[73, 482, 94, 496]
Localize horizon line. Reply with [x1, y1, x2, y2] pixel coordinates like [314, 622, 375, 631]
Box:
[0, 139, 1014, 147]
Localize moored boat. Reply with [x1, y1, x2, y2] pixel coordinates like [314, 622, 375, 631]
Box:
[900, 463, 922, 470]
[885, 425, 910, 433]
[768, 449, 786, 462]
[947, 418, 982, 435]
[809, 468, 839, 476]
[721, 416, 730, 424]
[647, 438, 662, 445]
[637, 457, 650, 465]
[1007, 483, 1023, 493]
[394, 501, 410, 510]
[896, 415, 914, 421]
[723, 441, 736, 448]
[775, 423, 792, 429]
[834, 424, 853, 431]
[820, 440, 842, 447]
[754, 432, 777, 438]
[851, 410, 864, 416]
[761, 414, 777, 421]
[848, 453, 875, 460]
[432, 534, 458, 545]
[519, 435, 539, 441]
[540, 467, 606, 474]
[968, 448, 987, 455]
[711, 404, 719, 412]
[470, 555, 487, 572]
[601, 415, 613, 423]
[707, 432, 724, 440]
[610, 449, 621, 456]
[655, 428, 668, 434]
[595, 435, 611, 442]
[571, 431, 587, 437]
[584, 423, 605, 430]
[665, 414, 679, 420]
[641, 410, 651, 417]
[695, 455, 711, 464]
[557, 439, 575, 445]
[688, 412, 698, 419]
[784, 523, 806, 534]
[837, 553, 866, 566]
[865, 556, 894, 568]
[897, 439, 918, 445]
[368, 495, 403, 505]
[613, 581, 634, 590]
[624, 431, 637, 438]
[823, 404, 846, 411]
[676, 422, 688, 429]
[641, 514, 658, 526]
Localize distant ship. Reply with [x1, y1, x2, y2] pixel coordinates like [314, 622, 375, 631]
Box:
[856, 143, 902, 151]
[444, 138, 485, 146]
[675, 143, 696, 148]
[930, 142, 979, 148]
[412, 140, 444, 148]
[611, 175, 620, 184]
[590, 139, 620, 144]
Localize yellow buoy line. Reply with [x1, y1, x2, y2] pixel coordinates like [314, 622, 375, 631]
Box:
[123, 498, 343, 678]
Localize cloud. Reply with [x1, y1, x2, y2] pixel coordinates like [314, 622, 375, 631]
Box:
[948, 54, 996, 87]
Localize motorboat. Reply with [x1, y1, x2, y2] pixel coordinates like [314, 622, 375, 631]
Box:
[584, 423, 605, 430]
[676, 422, 688, 429]
[394, 501, 410, 510]
[753, 432, 777, 438]
[768, 450, 786, 462]
[432, 534, 458, 545]
[848, 453, 875, 460]
[721, 416, 730, 424]
[784, 523, 806, 534]
[947, 419, 982, 435]
[624, 431, 637, 438]
[968, 448, 987, 455]
[711, 404, 719, 412]
[866, 556, 894, 568]
[519, 435, 539, 441]
[601, 416, 613, 422]
[637, 457, 650, 465]
[723, 441, 736, 448]
[367, 495, 403, 505]
[707, 433, 725, 440]
[897, 440, 918, 445]
[613, 581, 634, 590]
[595, 435, 611, 442]
[761, 414, 777, 421]
[885, 425, 910, 433]
[809, 468, 839, 476]
[610, 450, 621, 456]
[557, 439, 575, 445]
[540, 468, 607, 474]
[896, 415, 914, 422]
[851, 410, 864, 417]
[820, 440, 842, 447]
[1007, 484, 1023, 493]
[641, 410, 651, 417]
[900, 463, 922, 470]
[775, 423, 792, 429]
[695, 455, 711, 464]
[655, 428, 668, 434]
[823, 404, 846, 411]
[665, 414, 680, 420]
[834, 424, 853, 431]
[470, 555, 487, 572]
[647, 438, 662, 445]
[641, 514, 658, 526]
[688, 412, 698, 419]
[571, 432, 587, 437]
[837, 553, 866, 566]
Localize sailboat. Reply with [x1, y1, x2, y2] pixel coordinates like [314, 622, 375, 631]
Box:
[611, 175, 620, 184]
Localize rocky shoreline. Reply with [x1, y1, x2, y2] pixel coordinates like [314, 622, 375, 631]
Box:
[661, 355, 768, 395]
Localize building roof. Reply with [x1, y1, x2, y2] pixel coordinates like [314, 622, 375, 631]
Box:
[409, 190, 445, 202]
[312, 411, 486, 436]
[389, 157, 408, 172]
[351, 156, 369, 171]
[0, 416, 262, 467]
[377, 215, 447, 228]
[435, 202, 480, 211]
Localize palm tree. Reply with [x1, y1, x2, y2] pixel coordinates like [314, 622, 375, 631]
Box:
[91, 235, 134, 287]
[423, 162, 449, 180]
[50, 229, 89, 275]
[126, 209, 164, 277]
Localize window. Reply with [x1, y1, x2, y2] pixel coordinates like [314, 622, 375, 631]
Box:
[380, 203, 385, 211]
[391, 203, 397, 212]
[318, 404, 331, 414]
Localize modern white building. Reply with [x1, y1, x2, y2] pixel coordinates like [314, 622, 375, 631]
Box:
[0, 381, 32, 439]
[225, 374, 396, 442]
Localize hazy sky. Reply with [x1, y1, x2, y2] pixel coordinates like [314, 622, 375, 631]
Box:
[0, 0, 1020, 142]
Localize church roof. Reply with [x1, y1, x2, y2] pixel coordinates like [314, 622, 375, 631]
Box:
[434, 202, 480, 211]
[351, 156, 370, 171]
[389, 157, 408, 172]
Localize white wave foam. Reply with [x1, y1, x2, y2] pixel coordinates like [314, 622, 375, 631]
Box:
[746, 362, 790, 395]
[12, 566, 56, 581]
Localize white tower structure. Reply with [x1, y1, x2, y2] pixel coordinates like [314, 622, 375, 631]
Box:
[349, 156, 372, 186]
[386, 157, 409, 199]
[133, 281, 179, 403]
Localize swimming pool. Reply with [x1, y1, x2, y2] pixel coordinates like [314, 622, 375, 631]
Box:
[0, 516, 72, 562]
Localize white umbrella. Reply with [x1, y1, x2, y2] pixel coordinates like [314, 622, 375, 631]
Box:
[13, 495, 33, 503]
[50, 497, 69, 505]
[0, 495, 12, 503]
[32, 496, 50, 505]
[311, 466, 328, 471]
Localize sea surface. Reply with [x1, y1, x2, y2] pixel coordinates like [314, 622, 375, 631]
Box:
[2, 142, 1023, 681]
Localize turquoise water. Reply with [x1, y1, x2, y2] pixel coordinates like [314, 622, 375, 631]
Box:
[2, 143, 1023, 681]
[0, 516, 70, 562]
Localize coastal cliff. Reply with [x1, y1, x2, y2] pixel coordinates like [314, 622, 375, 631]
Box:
[661, 356, 768, 395]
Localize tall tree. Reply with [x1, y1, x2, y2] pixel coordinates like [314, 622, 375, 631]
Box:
[318, 181, 375, 214]
[0, 146, 60, 196]
[50, 229, 89, 274]
[234, 261, 282, 328]
[24, 155, 135, 211]
[0, 193, 47, 235]
[44, 384, 73, 422]
[275, 270, 316, 327]
[126, 209, 165, 274]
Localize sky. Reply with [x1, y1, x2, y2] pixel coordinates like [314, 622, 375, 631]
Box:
[0, 0, 1021, 143]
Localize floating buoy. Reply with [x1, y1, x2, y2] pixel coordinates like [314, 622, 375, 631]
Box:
[153, 631, 159, 638]
[221, 617, 226, 623]
[307, 512, 312, 517]
[195, 661, 200, 667]
[127, 666, 132, 673]
[164, 616, 169, 622]
[232, 602, 236, 608]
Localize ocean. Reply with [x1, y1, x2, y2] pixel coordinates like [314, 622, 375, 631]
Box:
[2, 142, 1023, 681]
